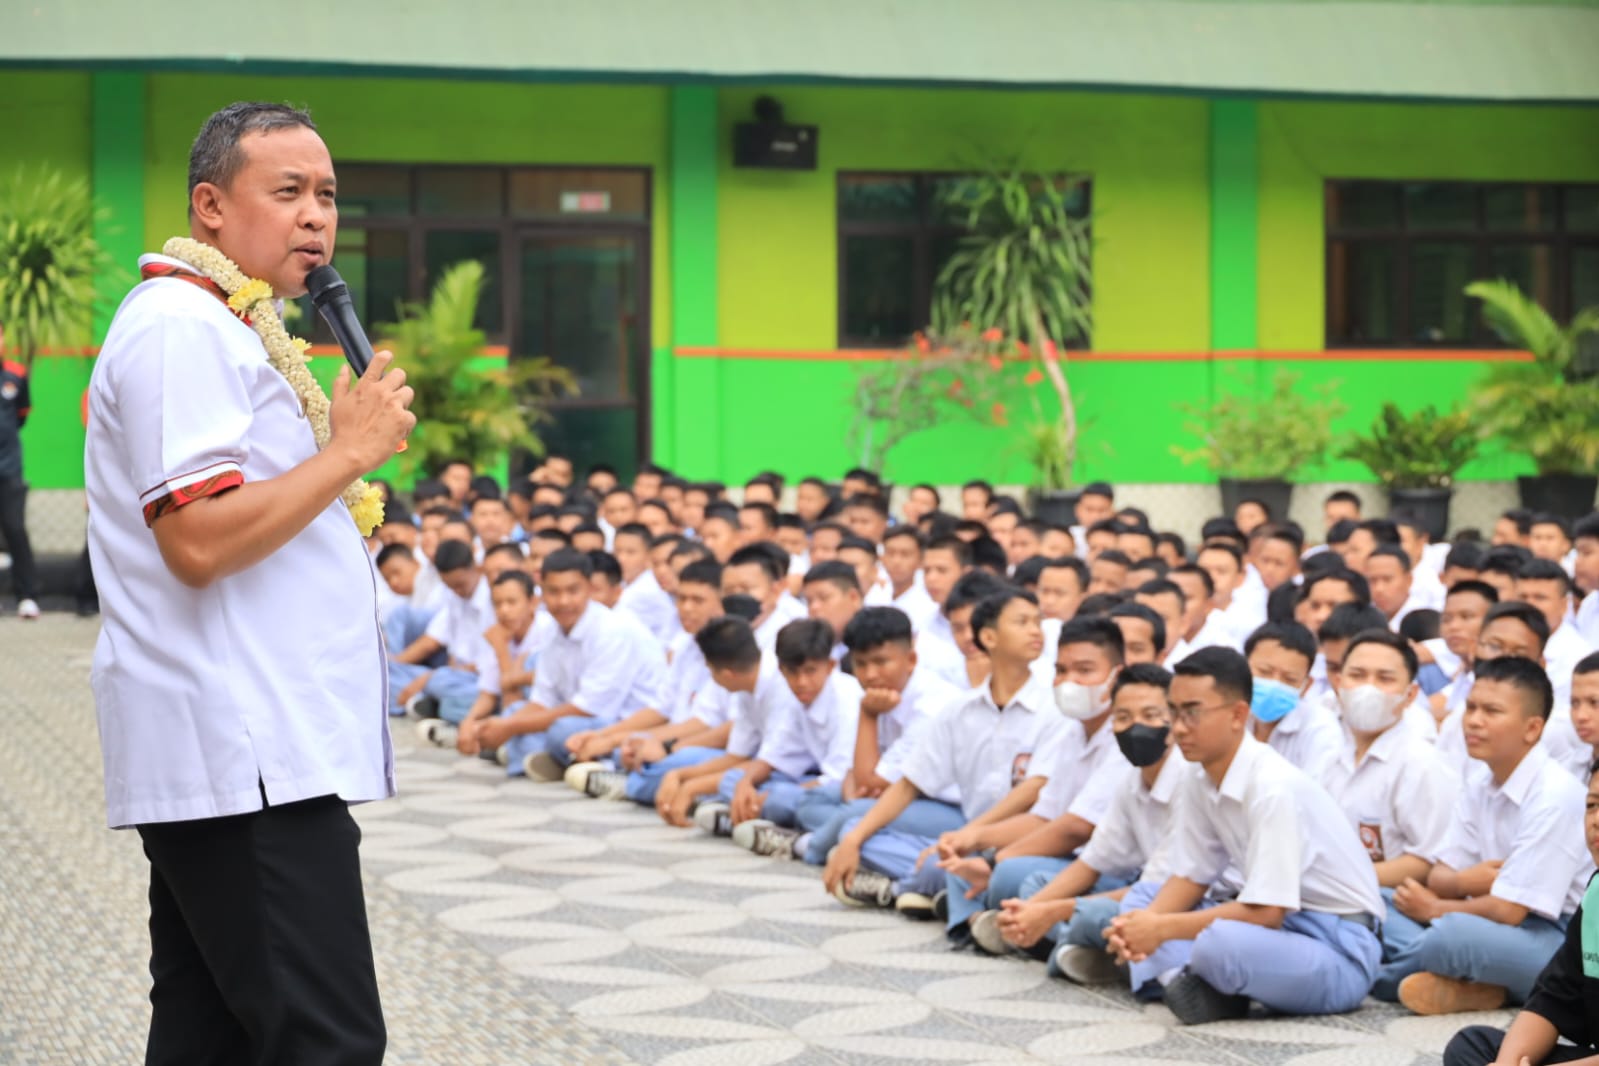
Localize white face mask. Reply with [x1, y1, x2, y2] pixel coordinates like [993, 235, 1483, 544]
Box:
[1054, 679, 1112, 721]
[1339, 685, 1405, 734]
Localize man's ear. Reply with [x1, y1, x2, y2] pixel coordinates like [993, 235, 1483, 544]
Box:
[191, 182, 225, 231]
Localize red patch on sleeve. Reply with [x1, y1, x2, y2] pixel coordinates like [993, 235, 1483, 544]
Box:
[142, 470, 244, 527]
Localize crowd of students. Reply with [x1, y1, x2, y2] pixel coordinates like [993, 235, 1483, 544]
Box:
[366, 456, 1599, 1063]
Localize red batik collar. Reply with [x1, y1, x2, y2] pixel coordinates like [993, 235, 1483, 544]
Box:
[140, 261, 251, 325]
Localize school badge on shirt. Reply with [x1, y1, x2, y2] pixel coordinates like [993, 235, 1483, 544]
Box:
[0, 382, 16, 402]
[1358, 821, 1385, 863]
[1010, 752, 1033, 787]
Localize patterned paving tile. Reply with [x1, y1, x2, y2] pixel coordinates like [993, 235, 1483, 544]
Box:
[1, 616, 1516, 1065]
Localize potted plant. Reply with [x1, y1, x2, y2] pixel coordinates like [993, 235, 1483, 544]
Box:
[933, 167, 1092, 521]
[1466, 280, 1599, 518]
[1339, 402, 1478, 539]
[0, 167, 116, 369]
[377, 260, 575, 481]
[1173, 369, 1347, 520]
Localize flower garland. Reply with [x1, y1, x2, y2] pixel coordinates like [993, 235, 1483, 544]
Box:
[161, 237, 385, 536]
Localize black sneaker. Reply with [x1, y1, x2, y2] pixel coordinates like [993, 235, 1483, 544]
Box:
[412, 696, 441, 720]
[1163, 969, 1251, 1025]
[932, 889, 949, 922]
[833, 867, 896, 908]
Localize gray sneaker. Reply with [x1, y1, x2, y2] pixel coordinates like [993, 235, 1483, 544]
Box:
[895, 892, 938, 920]
[1049, 943, 1126, 985]
[693, 802, 734, 837]
[582, 768, 629, 801]
[731, 819, 802, 859]
[833, 867, 896, 908]
[970, 910, 1014, 956]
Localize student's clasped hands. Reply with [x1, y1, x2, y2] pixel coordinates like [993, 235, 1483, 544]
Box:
[1106, 909, 1166, 963]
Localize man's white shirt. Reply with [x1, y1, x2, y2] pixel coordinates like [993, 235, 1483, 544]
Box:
[1028, 716, 1125, 827]
[528, 601, 665, 724]
[1078, 752, 1188, 884]
[1322, 716, 1454, 864]
[1257, 693, 1344, 786]
[756, 670, 864, 785]
[425, 575, 496, 665]
[617, 567, 678, 645]
[475, 610, 558, 697]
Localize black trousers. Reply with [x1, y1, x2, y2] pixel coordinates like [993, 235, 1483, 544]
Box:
[1444, 1026, 1595, 1066]
[0, 474, 37, 600]
[136, 794, 386, 1066]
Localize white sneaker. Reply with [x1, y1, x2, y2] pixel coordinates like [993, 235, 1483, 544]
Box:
[1049, 943, 1126, 985]
[0, 552, 11, 570]
[564, 761, 604, 793]
[970, 909, 1014, 956]
[692, 801, 734, 837]
[17, 599, 39, 620]
[522, 751, 565, 782]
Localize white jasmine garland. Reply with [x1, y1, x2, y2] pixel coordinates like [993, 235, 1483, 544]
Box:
[161, 237, 385, 535]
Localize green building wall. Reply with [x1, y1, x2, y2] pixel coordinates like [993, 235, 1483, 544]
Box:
[5, 69, 1599, 490]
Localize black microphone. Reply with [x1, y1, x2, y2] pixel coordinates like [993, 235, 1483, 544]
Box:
[305, 265, 377, 378]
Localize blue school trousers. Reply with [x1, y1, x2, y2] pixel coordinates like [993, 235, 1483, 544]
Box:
[838, 802, 974, 894]
[1018, 868, 1145, 954]
[624, 747, 726, 805]
[1117, 880, 1381, 1015]
[715, 766, 813, 826]
[799, 788, 965, 868]
[388, 663, 481, 722]
[945, 856, 1071, 932]
[502, 713, 596, 776]
[1374, 888, 1567, 1003]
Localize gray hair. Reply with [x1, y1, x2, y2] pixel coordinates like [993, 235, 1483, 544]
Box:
[188, 102, 318, 197]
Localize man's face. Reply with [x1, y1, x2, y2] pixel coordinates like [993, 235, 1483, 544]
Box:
[1053, 639, 1117, 688]
[905, 487, 939, 525]
[379, 555, 418, 597]
[1254, 538, 1299, 592]
[1463, 677, 1542, 765]
[440, 464, 472, 504]
[482, 551, 517, 587]
[738, 509, 774, 546]
[1492, 517, 1527, 547]
[775, 525, 808, 560]
[1197, 550, 1242, 607]
[1481, 568, 1517, 600]
[1117, 533, 1154, 563]
[809, 530, 843, 565]
[842, 477, 870, 499]
[1576, 537, 1599, 595]
[844, 507, 888, 544]
[613, 534, 650, 584]
[780, 658, 835, 707]
[1441, 592, 1492, 659]
[960, 488, 989, 521]
[1335, 641, 1417, 720]
[987, 511, 1018, 551]
[470, 501, 514, 546]
[1476, 617, 1543, 663]
[675, 580, 721, 636]
[1343, 530, 1379, 575]
[882, 537, 921, 589]
[805, 580, 862, 638]
[1008, 525, 1041, 568]
[1170, 573, 1212, 635]
[922, 549, 964, 606]
[418, 514, 446, 562]
[1570, 671, 1599, 747]
[633, 471, 662, 500]
[1135, 591, 1184, 657]
[1366, 555, 1413, 619]
[1440, 563, 1479, 588]
[196, 126, 337, 300]
[1398, 526, 1428, 569]
[641, 505, 675, 539]
[795, 483, 829, 522]
[743, 482, 777, 507]
[589, 574, 621, 608]
[544, 457, 574, 487]
[587, 470, 619, 497]
[491, 580, 537, 633]
[680, 490, 709, 532]
[1321, 637, 1350, 686]
[654, 548, 683, 595]
[1515, 578, 1568, 634]
[984, 598, 1044, 664]
[542, 568, 591, 630]
[1113, 618, 1160, 665]
[838, 548, 879, 599]
[1040, 528, 1075, 559]
[1085, 530, 1118, 560]
[1299, 578, 1356, 634]
[526, 537, 561, 578]
[1075, 492, 1113, 528]
[532, 485, 566, 509]
[1154, 540, 1182, 569]
[1529, 524, 1571, 562]
[1246, 638, 1311, 697]
[852, 640, 916, 693]
[601, 493, 637, 529]
[1170, 675, 1245, 765]
[1111, 682, 1174, 758]
[556, 512, 583, 535]
[947, 604, 982, 659]
[699, 519, 739, 563]
[1233, 501, 1268, 535]
[1088, 557, 1128, 596]
[571, 530, 604, 554]
[440, 564, 480, 602]
[379, 521, 417, 550]
[1324, 499, 1360, 531]
[722, 562, 777, 618]
[1037, 566, 1084, 622]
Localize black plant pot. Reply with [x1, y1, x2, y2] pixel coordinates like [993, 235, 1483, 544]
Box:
[1517, 475, 1599, 520]
[1388, 487, 1453, 541]
[1027, 488, 1081, 526]
[1218, 478, 1293, 525]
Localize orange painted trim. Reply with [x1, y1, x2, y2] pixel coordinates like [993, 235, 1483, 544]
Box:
[672, 345, 1535, 363]
[18, 344, 511, 360]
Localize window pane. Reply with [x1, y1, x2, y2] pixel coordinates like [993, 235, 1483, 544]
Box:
[1327, 240, 1397, 343]
[1409, 242, 1476, 343]
[1486, 244, 1557, 312]
[1326, 183, 1400, 230]
[335, 228, 411, 332]
[839, 176, 918, 224]
[417, 168, 502, 218]
[1404, 183, 1476, 231]
[1574, 245, 1599, 312]
[519, 235, 638, 401]
[1484, 186, 1554, 232]
[423, 230, 502, 336]
[334, 165, 410, 218]
[1566, 186, 1599, 233]
[508, 169, 648, 221]
[842, 234, 915, 343]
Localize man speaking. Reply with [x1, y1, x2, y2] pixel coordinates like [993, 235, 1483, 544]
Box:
[85, 102, 414, 1065]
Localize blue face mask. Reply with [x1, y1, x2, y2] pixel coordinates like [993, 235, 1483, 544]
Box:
[1251, 677, 1301, 723]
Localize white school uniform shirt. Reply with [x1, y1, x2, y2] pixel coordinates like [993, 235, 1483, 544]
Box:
[726, 656, 785, 758]
[1433, 744, 1593, 921]
[411, 553, 445, 612]
[776, 591, 809, 624]
[1388, 583, 1442, 630]
[900, 674, 1067, 820]
[617, 567, 678, 646]
[1255, 692, 1343, 787]
[915, 617, 969, 689]
[1077, 752, 1188, 883]
[1544, 620, 1593, 699]
[756, 670, 864, 785]
[1168, 735, 1385, 921]
[1421, 541, 1450, 578]
[475, 610, 558, 697]
[1421, 637, 1464, 683]
[661, 631, 715, 726]
[528, 601, 665, 723]
[891, 580, 939, 633]
[1218, 596, 1266, 647]
[876, 712, 962, 805]
[425, 575, 496, 664]
[1323, 717, 1454, 864]
[1029, 716, 1125, 827]
[869, 664, 964, 758]
[1576, 591, 1599, 647]
[754, 609, 789, 654]
[1188, 608, 1244, 655]
[86, 257, 392, 828]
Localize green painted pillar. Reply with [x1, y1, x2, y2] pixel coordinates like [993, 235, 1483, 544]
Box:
[91, 71, 146, 343]
[664, 85, 720, 476]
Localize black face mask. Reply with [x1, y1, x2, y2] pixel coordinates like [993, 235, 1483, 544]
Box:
[1115, 724, 1169, 768]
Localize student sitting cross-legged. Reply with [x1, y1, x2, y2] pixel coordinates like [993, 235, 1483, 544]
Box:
[1107, 646, 1387, 1025]
[431, 570, 554, 752]
[693, 619, 863, 838]
[1443, 762, 1599, 1066]
[561, 558, 731, 800]
[387, 538, 496, 719]
[735, 606, 964, 863]
[983, 663, 1188, 985]
[821, 589, 1065, 910]
[1378, 655, 1595, 1015]
[473, 548, 665, 780]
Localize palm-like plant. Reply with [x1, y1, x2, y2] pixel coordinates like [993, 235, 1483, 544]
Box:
[0, 168, 115, 367]
[377, 260, 575, 480]
[1339, 403, 1479, 490]
[932, 169, 1092, 490]
[1467, 280, 1599, 475]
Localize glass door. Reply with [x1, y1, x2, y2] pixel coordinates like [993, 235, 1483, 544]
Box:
[513, 230, 648, 481]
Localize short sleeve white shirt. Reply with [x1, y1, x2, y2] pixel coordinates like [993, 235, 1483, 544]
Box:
[660, 631, 715, 725]
[1029, 717, 1123, 825]
[726, 656, 784, 758]
[892, 580, 939, 633]
[475, 611, 558, 697]
[1433, 744, 1593, 921]
[1166, 735, 1385, 920]
[900, 674, 1066, 820]
[528, 601, 665, 722]
[425, 576, 496, 663]
[915, 622, 969, 689]
[1322, 717, 1455, 863]
[1258, 692, 1344, 786]
[1078, 752, 1189, 883]
[86, 260, 393, 828]
[755, 670, 863, 783]
[618, 568, 678, 646]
